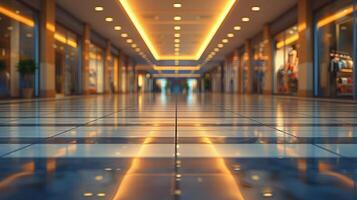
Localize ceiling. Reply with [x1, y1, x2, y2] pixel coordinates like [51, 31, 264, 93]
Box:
[57, 0, 297, 75]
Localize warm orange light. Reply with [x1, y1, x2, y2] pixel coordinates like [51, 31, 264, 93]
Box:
[276, 34, 298, 49]
[153, 73, 201, 78]
[118, 0, 236, 61]
[54, 33, 78, 48]
[153, 66, 201, 71]
[317, 6, 353, 28]
[0, 6, 35, 27]
[46, 23, 56, 32]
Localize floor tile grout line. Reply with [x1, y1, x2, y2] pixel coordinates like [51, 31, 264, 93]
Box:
[228, 110, 345, 158]
[0, 110, 120, 158]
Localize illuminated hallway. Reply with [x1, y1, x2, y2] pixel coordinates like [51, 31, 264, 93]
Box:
[1, 0, 357, 199]
[0, 93, 356, 199]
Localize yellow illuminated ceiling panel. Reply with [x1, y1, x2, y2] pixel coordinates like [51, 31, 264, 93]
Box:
[118, 0, 236, 61]
[153, 74, 201, 78]
[153, 65, 201, 71]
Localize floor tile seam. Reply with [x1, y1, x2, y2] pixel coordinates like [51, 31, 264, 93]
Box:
[0, 111, 118, 158]
[295, 111, 347, 124]
[229, 110, 345, 158]
[0, 95, 100, 106]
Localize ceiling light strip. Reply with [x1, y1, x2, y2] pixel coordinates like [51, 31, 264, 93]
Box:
[118, 0, 160, 59]
[153, 66, 201, 71]
[153, 74, 201, 78]
[118, 0, 236, 61]
[0, 6, 35, 27]
[195, 0, 236, 60]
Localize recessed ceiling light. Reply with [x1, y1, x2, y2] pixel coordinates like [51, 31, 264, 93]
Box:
[174, 16, 182, 21]
[105, 17, 113, 22]
[174, 33, 181, 37]
[135, 48, 140, 52]
[234, 26, 241, 31]
[114, 26, 122, 31]
[242, 17, 250, 22]
[131, 44, 137, 48]
[173, 3, 182, 8]
[83, 193, 93, 197]
[251, 6, 260, 11]
[222, 39, 229, 43]
[175, 48, 180, 51]
[97, 193, 106, 197]
[174, 26, 181, 30]
[174, 39, 180, 43]
[262, 192, 273, 198]
[175, 44, 180, 47]
[126, 39, 133, 43]
[214, 48, 219, 52]
[227, 33, 234, 38]
[121, 33, 128, 38]
[218, 44, 224, 48]
[95, 7, 104, 11]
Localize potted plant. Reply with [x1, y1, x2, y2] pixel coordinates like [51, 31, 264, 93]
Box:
[17, 59, 37, 98]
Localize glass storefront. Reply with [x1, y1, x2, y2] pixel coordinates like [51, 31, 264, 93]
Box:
[54, 25, 80, 95]
[252, 41, 268, 94]
[240, 51, 249, 93]
[273, 25, 299, 95]
[89, 44, 104, 94]
[111, 55, 119, 93]
[0, 1, 36, 97]
[315, 0, 356, 98]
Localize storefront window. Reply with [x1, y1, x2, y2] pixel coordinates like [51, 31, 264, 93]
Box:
[0, 1, 36, 97]
[273, 26, 299, 95]
[54, 25, 79, 95]
[252, 42, 268, 94]
[89, 44, 104, 94]
[316, 0, 355, 98]
[240, 52, 249, 93]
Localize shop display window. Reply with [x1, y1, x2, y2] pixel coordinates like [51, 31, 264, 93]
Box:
[316, 1, 355, 98]
[240, 52, 249, 93]
[273, 26, 299, 95]
[0, 1, 36, 97]
[252, 41, 268, 94]
[89, 44, 104, 94]
[54, 25, 79, 95]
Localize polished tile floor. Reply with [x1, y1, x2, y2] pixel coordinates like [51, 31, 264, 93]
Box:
[0, 93, 356, 200]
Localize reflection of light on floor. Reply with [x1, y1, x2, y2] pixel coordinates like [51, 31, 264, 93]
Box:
[53, 144, 78, 157]
[276, 144, 299, 157]
[194, 126, 245, 200]
[112, 130, 156, 199]
[0, 161, 35, 189]
[318, 161, 354, 188]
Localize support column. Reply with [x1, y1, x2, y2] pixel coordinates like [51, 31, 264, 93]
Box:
[39, 0, 55, 97]
[297, 0, 314, 97]
[104, 41, 111, 94]
[244, 40, 253, 94]
[262, 24, 274, 95]
[118, 54, 126, 93]
[81, 24, 90, 94]
[124, 55, 129, 93]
